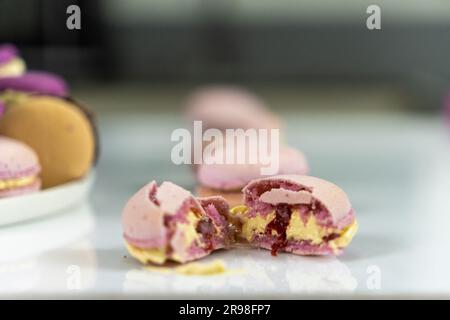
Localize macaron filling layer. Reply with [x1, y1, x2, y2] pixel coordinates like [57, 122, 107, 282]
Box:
[0, 58, 26, 78]
[239, 178, 357, 255]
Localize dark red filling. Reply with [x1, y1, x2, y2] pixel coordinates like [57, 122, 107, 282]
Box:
[322, 233, 340, 242]
[196, 219, 216, 251]
[265, 204, 292, 256]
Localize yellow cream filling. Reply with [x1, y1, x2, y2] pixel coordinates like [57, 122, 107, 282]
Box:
[170, 210, 202, 262]
[0, 175, 37, 191]
[329, 220, 358, 251]
[0, 90, 30, 106]
[286, 212, 329, 245]
[230, 205, 357, 250]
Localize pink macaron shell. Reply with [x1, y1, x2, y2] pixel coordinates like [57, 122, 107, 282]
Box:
[197, 145, 309, 191]
[0, 136, 41, 180]
[0, 44, 19, 66]
[122, 181, 208, 249]
[243, 175, 353, 226]
[0, 100, 5, 117]
[0, 178, 41, 198]
[122, 181, 167, 248]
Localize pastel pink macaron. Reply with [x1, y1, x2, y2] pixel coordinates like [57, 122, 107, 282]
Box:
[122, 181, 234, 264]
[196, 145, 309, 207]
[233, 175, 357, 256]
[0, 136, 41, 198]
[185, 85, 281, 131]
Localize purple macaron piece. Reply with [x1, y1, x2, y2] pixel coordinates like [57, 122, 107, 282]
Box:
[0, 101, 4, 118]
[0, 71, 69, 97]
[0, 44, 19, 66]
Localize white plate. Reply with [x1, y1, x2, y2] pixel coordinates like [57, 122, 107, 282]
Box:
[0, 173, 95, 226]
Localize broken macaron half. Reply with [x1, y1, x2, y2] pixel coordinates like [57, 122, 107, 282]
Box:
[233, 175, 357, 256]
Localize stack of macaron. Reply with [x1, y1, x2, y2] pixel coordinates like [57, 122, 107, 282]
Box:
[0, 44, 98, 198]
[185, 85, 309, 205]
[122, 86, 358, 265]
[122, 175, 357, 264]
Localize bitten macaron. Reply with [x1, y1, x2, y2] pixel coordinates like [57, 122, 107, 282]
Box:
[0, 136, 41, 198]
[0, 96, 95, 188]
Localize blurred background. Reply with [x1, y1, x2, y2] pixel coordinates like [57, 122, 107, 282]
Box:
[2, 0, 450, 297]
[1, 0, 450, 111]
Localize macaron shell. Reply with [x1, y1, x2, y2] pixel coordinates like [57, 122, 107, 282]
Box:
[0, 96, 95, 188]
[243, 175, 352, 224]
[0, 71, 68, 97]
[0, 136, 41, 180]
[0, 58, 26, 78]
[0, 178, 41, 198]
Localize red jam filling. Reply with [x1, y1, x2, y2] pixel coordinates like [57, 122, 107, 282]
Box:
[265, 204, 292, 256]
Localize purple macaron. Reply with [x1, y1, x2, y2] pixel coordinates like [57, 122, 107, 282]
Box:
[0, 44, 18, 66]
[0, 136, 41, 198]
[0, 71, 69, 97]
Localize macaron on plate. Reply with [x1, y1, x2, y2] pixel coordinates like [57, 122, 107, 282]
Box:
[0, 173, 94, 226]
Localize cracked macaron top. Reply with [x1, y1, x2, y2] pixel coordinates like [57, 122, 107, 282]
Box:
[0, 44, 26, 78]
[185, 85, 281, 130]
[0, 71, 69, 98]
[243, 175, 353, 227]
[197, 146, 309, 191]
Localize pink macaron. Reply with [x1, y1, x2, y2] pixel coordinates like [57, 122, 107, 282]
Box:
[122, 181, 234, 264]
[196, 145, 309, 207]
[0, 136, 41, 198]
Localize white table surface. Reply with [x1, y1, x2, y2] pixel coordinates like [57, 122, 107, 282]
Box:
[2, 110, 450, 299]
